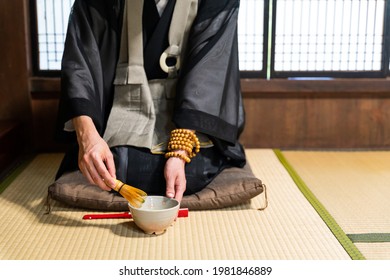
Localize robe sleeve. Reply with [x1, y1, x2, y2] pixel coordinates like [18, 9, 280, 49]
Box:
[56, 0, 122, 141]
[173, 0, 245, 147]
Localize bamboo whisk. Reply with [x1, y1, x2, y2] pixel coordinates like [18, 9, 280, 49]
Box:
[113, 179, 147, 208]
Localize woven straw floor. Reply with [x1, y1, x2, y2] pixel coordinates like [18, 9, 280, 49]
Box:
[0, 149, 350, 260]
[282, 150, 390, 260]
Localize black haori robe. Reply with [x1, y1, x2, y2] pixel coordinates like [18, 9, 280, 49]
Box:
[55, 0, 246, 193]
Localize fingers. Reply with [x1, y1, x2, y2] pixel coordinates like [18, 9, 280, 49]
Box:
[74, 116, 115, 191]
[95, 152, 116, 188]
[164, 157, 186, 203]
[105, 153, 117, 180]
[165, 176, 175, 199]
[174, 184, 185, 203]
[78, 147, 115, 192]
[80, 158, 112, 191]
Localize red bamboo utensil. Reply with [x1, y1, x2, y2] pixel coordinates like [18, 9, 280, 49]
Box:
[82, 208, 189, 220]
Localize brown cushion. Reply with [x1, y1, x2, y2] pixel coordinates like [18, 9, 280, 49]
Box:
[181, 164, 264, 210]
[48, 171, 128, 211]
[48, 164, 264, 211]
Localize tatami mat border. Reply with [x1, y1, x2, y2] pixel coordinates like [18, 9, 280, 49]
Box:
[274, 149, 365, 260]
[347, 233, 390, 243]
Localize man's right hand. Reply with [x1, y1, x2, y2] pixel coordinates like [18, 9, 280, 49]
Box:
[73, 116, 116, 191]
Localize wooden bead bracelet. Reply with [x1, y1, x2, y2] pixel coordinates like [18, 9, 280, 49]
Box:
[165, 129, 201, 163]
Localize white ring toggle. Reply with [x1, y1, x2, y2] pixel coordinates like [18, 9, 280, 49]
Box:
[159, 51, 181, 74]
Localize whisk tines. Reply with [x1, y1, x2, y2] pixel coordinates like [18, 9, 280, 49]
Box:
[113, 180, 147, 208]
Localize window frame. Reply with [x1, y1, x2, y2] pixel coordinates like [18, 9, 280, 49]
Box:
[269, 0, 390, 79]
[29, 0, 62, 77]
[239, 0, 270, 79]
[29, 0, 390, 79]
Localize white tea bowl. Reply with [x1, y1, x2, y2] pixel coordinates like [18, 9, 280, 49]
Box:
[128, 196, 180, 235]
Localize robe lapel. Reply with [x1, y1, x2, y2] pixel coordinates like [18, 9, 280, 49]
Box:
[143, 0, 161, 47]
[143, 0, 176, 79]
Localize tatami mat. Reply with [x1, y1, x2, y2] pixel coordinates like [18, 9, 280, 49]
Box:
[0, 150, 350, 260]
[281, 150, 390, 260]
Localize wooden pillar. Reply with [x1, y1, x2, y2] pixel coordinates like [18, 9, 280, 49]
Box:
[0, 0, 33, 153]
